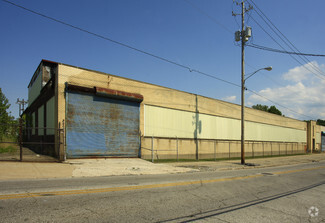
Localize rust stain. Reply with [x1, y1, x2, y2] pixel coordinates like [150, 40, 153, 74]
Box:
[96, 87, 143, 101]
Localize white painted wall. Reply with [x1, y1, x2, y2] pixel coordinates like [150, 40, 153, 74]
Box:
[144, 105, 306, 142]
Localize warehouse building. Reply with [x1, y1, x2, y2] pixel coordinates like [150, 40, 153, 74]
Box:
[24, 60, 322, 160]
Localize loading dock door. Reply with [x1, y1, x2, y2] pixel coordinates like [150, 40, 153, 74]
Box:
[66, 91, 140, 158]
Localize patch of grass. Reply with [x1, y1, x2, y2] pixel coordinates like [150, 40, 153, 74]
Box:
[0, 145, 17, 154]
[0, 136, 18, 143]
[145, 157, 240, 163]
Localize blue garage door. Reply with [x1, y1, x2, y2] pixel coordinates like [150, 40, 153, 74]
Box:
[66, 92, 140, 158]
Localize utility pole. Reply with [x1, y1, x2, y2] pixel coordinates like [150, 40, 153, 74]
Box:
[16, 98, 28, 117]
[240, 1, 246, 165]
[16, 98, 27, 162]
[233, 1, 252, 165]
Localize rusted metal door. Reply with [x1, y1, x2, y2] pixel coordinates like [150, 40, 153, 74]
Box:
[66, 92, 140, 158]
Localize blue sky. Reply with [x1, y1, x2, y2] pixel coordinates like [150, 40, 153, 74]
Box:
[1, 0, 324, 120]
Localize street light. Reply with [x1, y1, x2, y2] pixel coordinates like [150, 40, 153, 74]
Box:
[241, 66, 272, 165]
[245, 66, 272, 82]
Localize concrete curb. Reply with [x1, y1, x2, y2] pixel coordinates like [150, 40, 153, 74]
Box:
[0, 153, 324, 181]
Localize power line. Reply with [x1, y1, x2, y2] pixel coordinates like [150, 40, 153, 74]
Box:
[183, 0, 302, 102]
[247, 0, 325, 78]
[248, 15, 325, 80]
[245, 63, 287, 88]
[2, 0, 317, 120]
[183, 0, 233, 34]
[247, 43, 325, 57]
[186, 1, 299, 93]
[62, 73, 311, 123]
[183, 0, 318, 120]
[246, 88, 315, 120]
[248, 0, 325, 77]
[1, 0, 240, 88]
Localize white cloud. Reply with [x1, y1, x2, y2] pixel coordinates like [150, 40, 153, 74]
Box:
[223, 95, 236, 102]
[248, 61, 325, 120]
[282, 61, 318, 82]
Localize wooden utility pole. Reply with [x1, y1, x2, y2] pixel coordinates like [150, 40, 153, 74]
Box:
[240, 0, 246, 165]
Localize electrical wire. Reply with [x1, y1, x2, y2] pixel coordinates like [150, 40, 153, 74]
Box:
[1, 0, 240, 88]
[184, 0, 233, 34]
[187, 0, 318, 120]
[245, 63, 286, 88]
[2, 0, 317, 120]
[247, 0, 325, 78]
[248, 15, 325, 81]
[62, 73, 313, 123]
[247, 43, 325, 57]
[248, 0, 325, 76]
[246, 89, 315, 120]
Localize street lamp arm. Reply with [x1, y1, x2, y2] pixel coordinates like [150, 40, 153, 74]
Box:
[244, 66, 272, 82]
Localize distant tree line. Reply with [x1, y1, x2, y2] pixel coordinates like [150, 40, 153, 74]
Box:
[252, 103, 325, 126]
[317, 119, 325, 126]
[251, 104, 283, 116]
[0, 88, 18, 141]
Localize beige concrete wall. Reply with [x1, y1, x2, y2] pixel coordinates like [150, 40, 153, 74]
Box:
[57, 64, 307, 130]
[307, 121, 319, 152]
[321, 126, 325, 133]
[55, 63, 309, 159]
[316, 125, 322, 151]
[197, 95, 306, 130]
[57, 64, 197, 144]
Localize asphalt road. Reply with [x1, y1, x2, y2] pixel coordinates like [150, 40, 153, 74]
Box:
[0, 162, 324, 223]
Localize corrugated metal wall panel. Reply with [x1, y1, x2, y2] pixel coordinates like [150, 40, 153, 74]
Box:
[144, 105, 306, 142]
[246, 121, 306, 142]
[46, 97, 55, 135]
[28, 70, 42, 105]
[38, 105, 44, 136]
[145, 105, 195, 138]
[32, 112, 35, 135]
[199, 115, 241, 140]
[66, 92, 140, 158]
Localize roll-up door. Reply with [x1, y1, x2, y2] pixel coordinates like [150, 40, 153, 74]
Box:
[66, 91, 140, 158]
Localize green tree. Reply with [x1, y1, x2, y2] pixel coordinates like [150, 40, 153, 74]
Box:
[0, 88, 15, 140]
[267, 105, 282, 116]
[252, 104, 268, 112]
[252, 104, 283, 116]
[317, 119, 325, 126]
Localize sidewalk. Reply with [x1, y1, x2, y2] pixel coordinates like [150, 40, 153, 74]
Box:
[168, 153, 325, 171]
[0, 153, 324, 181]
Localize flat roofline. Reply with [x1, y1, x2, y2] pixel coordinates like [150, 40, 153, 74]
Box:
[37, 59, 307, 123]
[55, 60, 237, 104]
